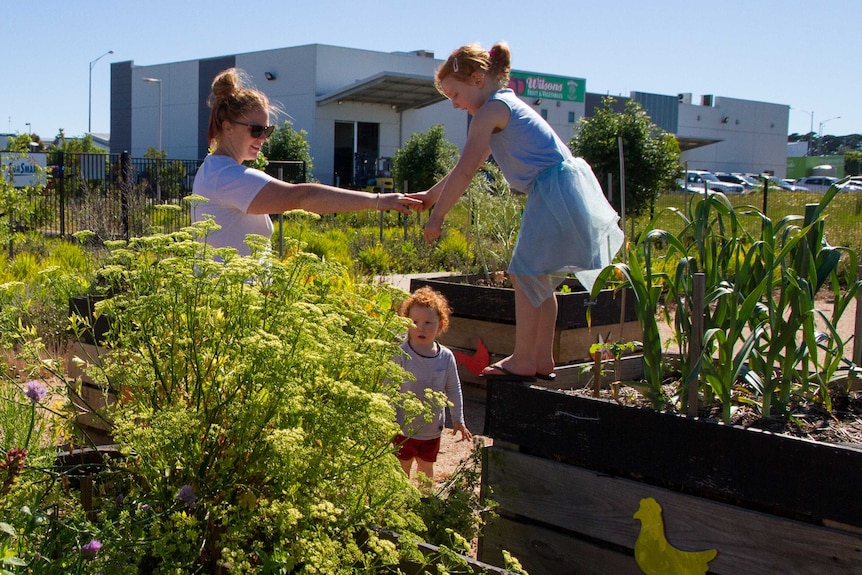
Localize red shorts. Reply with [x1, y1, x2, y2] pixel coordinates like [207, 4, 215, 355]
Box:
[393, 435, 441, 463]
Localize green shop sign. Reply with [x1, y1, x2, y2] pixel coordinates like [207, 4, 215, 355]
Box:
[508, 71, 585, 102]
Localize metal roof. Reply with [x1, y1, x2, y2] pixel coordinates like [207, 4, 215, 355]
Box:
[316, 72, 446, 112]
[676, 136, 722, 152]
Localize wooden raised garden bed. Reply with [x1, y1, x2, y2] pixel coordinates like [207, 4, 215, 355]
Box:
[478, 381, 862, 574]
[66, 295, 116, 444]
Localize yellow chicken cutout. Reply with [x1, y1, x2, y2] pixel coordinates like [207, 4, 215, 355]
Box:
[633, 497, 717, 575]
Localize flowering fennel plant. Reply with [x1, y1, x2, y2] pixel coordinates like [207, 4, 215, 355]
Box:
[2, 217, 461, 574]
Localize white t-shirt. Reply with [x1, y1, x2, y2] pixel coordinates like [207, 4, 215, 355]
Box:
[192, 154, 274, 255]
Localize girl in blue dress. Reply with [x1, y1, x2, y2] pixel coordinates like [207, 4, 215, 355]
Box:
[409, 42, 624, 380]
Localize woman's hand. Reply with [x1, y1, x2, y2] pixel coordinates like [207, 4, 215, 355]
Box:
[378, 193, 422, 214]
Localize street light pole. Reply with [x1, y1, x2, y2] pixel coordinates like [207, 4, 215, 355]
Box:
[88, 50, 114, 134]
[142, 77, 163, 152]
[817, 116, 841, 156]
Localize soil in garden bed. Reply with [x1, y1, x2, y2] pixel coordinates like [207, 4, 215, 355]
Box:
[567, 383, 862, 446]
[646, 284, 862, 446]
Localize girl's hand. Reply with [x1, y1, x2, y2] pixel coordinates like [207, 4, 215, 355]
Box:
[424, 214, 444, 244]
[452, 422, 472, 442]
[405, 191, 434, 212]
[379, 193, 422, 214]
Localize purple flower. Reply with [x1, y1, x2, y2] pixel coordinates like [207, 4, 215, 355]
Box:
[24, 380, 47, 404]
[81, 538, 102, 559]
[176, 484, 197, 508]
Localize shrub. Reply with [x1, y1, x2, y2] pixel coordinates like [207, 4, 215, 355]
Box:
[0, 236, 94, 349]
[357, 242, 393, 274]
[392, 125, 458, 193]
[50, 221, 445, 571]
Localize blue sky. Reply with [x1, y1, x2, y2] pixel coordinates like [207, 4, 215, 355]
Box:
[2, 0, 858, 141]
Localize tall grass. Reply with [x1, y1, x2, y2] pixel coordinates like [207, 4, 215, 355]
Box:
[642, 189, 862, 265]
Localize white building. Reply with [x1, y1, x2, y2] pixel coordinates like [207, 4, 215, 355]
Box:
[110, 43, 790, 185]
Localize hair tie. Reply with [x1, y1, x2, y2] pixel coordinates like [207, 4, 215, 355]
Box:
[488, 48, 496, 61]
[452, 57, 459, 73]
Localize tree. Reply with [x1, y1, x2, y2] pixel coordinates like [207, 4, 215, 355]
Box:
[392, 124, 458, 193]
[5, 133, 44, 153]
[144, 147, 187, 200]
[846, 150, 862, 176]
[261, 120, 314, 182]
[47, 130, 106, 155]
[570, 97, 680, 218]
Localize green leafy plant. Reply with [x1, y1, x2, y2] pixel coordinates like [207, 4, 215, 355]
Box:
[0, 220, 499, 573]
[592, 186, 860, 422]
[261, 120, 315, 181]
[0, 236, 95, 349]
[570, 96, 681, 218]
[53, 218, 508, 572]
[392, 124, 458, 194]
[466, 163, 522, 280]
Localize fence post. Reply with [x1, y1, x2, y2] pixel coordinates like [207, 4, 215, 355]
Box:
[120, 152, 131, 242]
[277, 165, 285, 259]
[58, 151, 66, 237]
[4, 159, 12, 259]
[854, 264, 862, 373]
[402, 180, 408, 241]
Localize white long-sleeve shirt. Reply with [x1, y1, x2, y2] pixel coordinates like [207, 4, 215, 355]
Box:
[394, 340, 465, 440]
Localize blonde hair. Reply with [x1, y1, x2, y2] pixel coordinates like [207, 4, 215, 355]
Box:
[398, 286, 452, 334]
[435, 41, 512, 92]
[206, 68, 273, 147]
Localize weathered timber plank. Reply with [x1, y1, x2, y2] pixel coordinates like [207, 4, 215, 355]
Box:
[485, 381, 862, 528]
[442, 316, 643, 365]
[556, 320, 643, 362]
[440, 317, 518, 356]
[409, 275, 637, 329]
[483, 447, 862, 575]
[454, 350, 646, 393]
[480, 515, 642, 575]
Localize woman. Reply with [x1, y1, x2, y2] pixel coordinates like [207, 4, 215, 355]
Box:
[193, 67, 418, 254]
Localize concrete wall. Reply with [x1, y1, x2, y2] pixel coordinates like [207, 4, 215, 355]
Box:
[678, 96, 789, 177]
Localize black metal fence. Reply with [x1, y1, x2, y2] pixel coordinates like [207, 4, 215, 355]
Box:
[17, 152, 305, 242]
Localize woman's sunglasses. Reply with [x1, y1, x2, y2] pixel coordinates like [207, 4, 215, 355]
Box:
[233, 121, 275, 139]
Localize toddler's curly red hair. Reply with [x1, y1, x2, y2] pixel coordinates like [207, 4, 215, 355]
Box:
[398, 286, 452, 334]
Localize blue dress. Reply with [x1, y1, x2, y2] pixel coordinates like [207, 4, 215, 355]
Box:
[487, 89, 624, 306]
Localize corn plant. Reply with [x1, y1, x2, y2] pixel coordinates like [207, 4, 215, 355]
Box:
[589, 230, 686, 410]
[594, 185, 860, 421]
[741, 188, 860, 416]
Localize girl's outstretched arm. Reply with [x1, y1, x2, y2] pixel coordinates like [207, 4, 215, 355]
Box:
[418, 99, 509, 244]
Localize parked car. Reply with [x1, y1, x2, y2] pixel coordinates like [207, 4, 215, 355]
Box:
[836, 176, 862, 193]
[679, 170, 746, 194]
[795, 176, 839, 193]
[732, 173, 763, 189]
[715, 172, 754, 191]
[763, 176, 809, 192]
